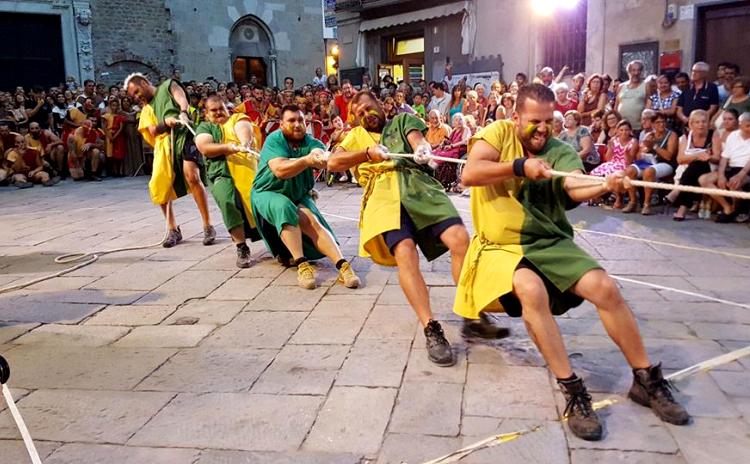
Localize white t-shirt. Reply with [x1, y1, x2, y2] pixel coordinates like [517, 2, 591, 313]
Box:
[722, 130, 750, 168]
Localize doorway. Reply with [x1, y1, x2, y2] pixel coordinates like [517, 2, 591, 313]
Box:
[232, 57, 267, 86]
[382, 36, 424, 84]
[0, 12, 65, 90]
[696, 1, 750, 80]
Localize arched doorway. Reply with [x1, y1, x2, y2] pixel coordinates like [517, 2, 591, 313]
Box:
[230, 15, 276, 87]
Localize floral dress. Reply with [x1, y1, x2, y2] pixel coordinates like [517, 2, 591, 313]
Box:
[590, 137, 635, 176]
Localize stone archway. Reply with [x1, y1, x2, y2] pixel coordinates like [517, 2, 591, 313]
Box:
[229, 15, 277, 87]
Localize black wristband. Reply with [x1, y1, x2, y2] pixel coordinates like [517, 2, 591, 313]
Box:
[513, 158, 527, 177]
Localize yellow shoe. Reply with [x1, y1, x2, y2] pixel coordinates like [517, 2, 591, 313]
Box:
[337, 261, 361, 289]
[297, 261, 317, 289]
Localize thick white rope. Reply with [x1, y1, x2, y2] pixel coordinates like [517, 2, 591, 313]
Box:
[381, 152, 750, 200]
[1, 384, 42, 464]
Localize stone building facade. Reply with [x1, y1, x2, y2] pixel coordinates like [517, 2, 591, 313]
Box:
[0, 0, 326, 89]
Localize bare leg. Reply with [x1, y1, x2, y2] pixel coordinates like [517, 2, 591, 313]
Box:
[90, 149, 101, 173]
[642, 167, 656, 206]
[625, 166, 639, 205]
[228, 226, 246, 245]
[182, 160, 212, 228]
[160, 201, 177, 230]
[513, 268, 573, 378]
[572, 269, 650, 369]
[393, 239, 433, 327]
[699, 172, 733, 214]
[280, 224, 305, 261]
[297, 207, 344, 264]
[438, 224, 470, 284]
[52, 146, 65, 173]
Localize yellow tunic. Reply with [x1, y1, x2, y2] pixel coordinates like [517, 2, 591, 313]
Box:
[138, 104, 177, 204]
[222, 113, 259, 227]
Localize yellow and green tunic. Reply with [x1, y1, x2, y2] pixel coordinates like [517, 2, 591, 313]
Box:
[137, 79, 204, 205]
[453, 120, 601, 320]
[195, 113, 261, 241]
[337, 113, 460, 266]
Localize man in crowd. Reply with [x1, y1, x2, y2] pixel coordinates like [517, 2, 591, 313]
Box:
[0, 123, 20, 154]
[234, 86, 263, 124]
[251, 104, 360, 290]
[456, 83, 689, 441]
[677, 62, 719, 125]
[312, 67, 326, 88]
[126, 73, 217, 248]
[4, 134, 55, 187]
[329, 91, 508, 367]
[717, 63, 739, 107]
[25, 86, 53, 130]
[334, 80, 355, 124]
[283, 76, 295, 92]
[75, 80, 97, 106]
[195, 95, 262, 268]
[69, 119, 104, 180]
[428, 82, 450, 119]
[26, 122, 65, 176]
[615, 60, 647, 132]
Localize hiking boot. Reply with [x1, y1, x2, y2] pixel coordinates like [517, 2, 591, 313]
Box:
[622, 201, 638, 213]
[297, 261, 317, 289]
[559, 376, 603, 441]
[163, 227, 182, 248]
[236, 244, 252, 268]
[424, 320, 455, 366]
[277, 255, 292, 267]
[629, 363, 690, 425]
[337, 261, 361, 288]
[15, 181, 33, 189]
[462, 313, 511, 340]
[202, 225, 217, 245]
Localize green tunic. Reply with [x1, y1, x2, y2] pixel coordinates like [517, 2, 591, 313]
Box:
[149, 79, 205, 196]
[251, 129, 336, 260]
[195, 121, 260, 240]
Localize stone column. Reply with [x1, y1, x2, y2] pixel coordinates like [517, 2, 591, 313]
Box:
[73, 0, 94, 82]
[268, 49, 278, 88]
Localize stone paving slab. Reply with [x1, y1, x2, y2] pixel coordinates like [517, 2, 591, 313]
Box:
[336, 338, 411, 388]
[0, 439, 61, 462]
[0, 389, 174, 443]
[570, 450, 687, 464]
[129, 393, 322, 451]
[162, 299, 245, 325]
[0, 323, 39, 344]
[195, 449, 364, 464]
[45, 444, 201, 464]
[252, 344, 350, 395]
[202, 311, 307, 348]
[114, 324, 216, 348]
[12, 323, 130, 346]
[84, 304, 176, 326]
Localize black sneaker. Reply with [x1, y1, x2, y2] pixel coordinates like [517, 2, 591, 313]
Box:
[559, 376, 603, 441]
[629, 363, 690, 425]
[163, 227, 182, 248]
[236, 244, 252, 268]
[203, 225, 217, 245]
[461, 313, 511, 340]
[424, 320, 455, 367]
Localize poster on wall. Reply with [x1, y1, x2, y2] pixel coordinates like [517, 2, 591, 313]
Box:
[618, 42, 659, 80]
[450, 71, 500, 91]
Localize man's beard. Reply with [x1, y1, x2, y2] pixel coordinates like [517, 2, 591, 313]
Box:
[284, 129, 305, 142]
[30, 133, 40, 139]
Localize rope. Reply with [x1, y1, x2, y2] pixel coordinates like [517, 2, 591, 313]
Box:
[0, 356, 42, 464]
[381, 152, 750, 200]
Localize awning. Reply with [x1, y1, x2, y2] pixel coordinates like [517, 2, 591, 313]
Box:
[358, 1, 466, 32]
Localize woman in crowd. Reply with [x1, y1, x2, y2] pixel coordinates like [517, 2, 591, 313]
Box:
[102, 98, 126, 177]
[433, 112, 472, 190]
[622, 113, 679, 214]
[588, 109, 605, 145]
[598, 109, 621, 144]
[448, 85, 465, 121]
[559, 110, 598, 172]
[554, 83, 577, 114]
[714, 77, 750, 127]
[462, 89, 483, 122]
[425, 109, 450, 149]
[699, 111, 750, 223]
[499, 93, 515, 121]
[602, 74, 616, 105]
[591, 120, 639, 209]
[571, 73, 586, 101]
[644, 75, 658, 101]
[12, 94, 29, 132]
[552, 111, 565, 138]
[646, 74, 680, 131]
[474, 83, 488, 109]
[490, 80, 506, 96]
[508, 80, 519, 96]
[578, 74, 608, 126]
[382, 96, 397, 122]
[671, 110, 715, 221]
[483, 91, 500, 125]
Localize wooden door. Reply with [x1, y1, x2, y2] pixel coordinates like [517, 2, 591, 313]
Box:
[696, 1, 750, 80]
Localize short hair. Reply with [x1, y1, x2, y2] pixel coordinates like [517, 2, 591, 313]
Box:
[553, 111, 564, 123]
[466, 90, 478, 99]
[84, 79, 95, 86]
[725, 63, 740, 74]
[205, 94, 224, 105]
[515, 72, 527, 80]
[554, 82, 569, 93]
[739, 112, 750, 123]
[675, 72, 690, 81]
[626, 60, 644, 72]
[341, 79, 352, 87]
[732, 76, 750, 94]
[351, 90, 378, 107]
[724, 108, 740, 120]
[592, 109, 606, 119]
[564, 110, 581, 125]
[688, 109, 708, 123]
[284, 76, 294, 83]
[693, 62, 710, 72]
[280, 104, 302, 119]
[515, 83, 555, 112]
[540, 66, 554, 75]
[653, 112, 667, 122]
[32, 85, 44, 94]
[641, 109, 657, 121]
[123, 72, 149, 89]
[616, 119, 633, 130]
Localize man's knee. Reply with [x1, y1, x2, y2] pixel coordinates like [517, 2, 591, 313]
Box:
[297, 208, 312, 229]
[587, 272, 623, 305]
[184, 165, 202, 186]
[643, 167, 656, 180]
[625, 166, 638, 178]
[392, 238, 418, 260]
[512, 269, 549, 308]
[442, 224, 470, 253]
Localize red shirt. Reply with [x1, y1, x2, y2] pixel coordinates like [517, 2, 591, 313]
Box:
[555, 100, 578, 114]
[334, 94, 352, 123]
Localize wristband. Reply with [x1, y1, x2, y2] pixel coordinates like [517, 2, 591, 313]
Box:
[512, 158, 527, 177]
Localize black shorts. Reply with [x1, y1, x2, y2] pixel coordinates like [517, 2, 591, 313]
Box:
[182, 138, 203, 165]
[498, 258, 584, 318]
[382, 206, 463, 255]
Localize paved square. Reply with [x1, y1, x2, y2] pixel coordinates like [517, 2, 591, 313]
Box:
[1, 178, 749, 463]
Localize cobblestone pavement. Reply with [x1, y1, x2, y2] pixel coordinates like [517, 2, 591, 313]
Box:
[1, 178, 749, 464]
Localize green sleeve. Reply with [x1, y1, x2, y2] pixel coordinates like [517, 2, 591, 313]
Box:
[195, 122, 222, 143]
[549, 139, 585, 172]
[397, 113, 428, 138]
[259, 131, 290, 162]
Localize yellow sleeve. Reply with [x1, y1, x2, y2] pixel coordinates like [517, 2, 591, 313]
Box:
[138, 104, 157, 148]
[469, 120, 517, 162]
[338, 127, 374, 153]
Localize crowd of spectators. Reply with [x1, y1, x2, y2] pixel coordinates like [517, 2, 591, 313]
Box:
[2, 59, 748, 224]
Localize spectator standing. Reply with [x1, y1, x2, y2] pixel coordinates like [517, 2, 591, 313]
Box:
[11, 94, 29, 132]
[448, 85, 465, 121]
[103, 98, 127, 177]
[676, 62, 720, 127]
[412, 94, 426, 119]
[119, 96, 142, 176]
[312, 67, 327, 88]
[334, 80, 355, 124]
[647, 75, 680, 131]
[75, 80, 97, 106]
[615, 60, 648, 132]
[428, 82, 450, 120]
[717, 64, 739, 107]
[26, 86, 53, 130]
[394, 90, 415, 115]
[578, 74, 607, 126]
[462, 90, 482, 122]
